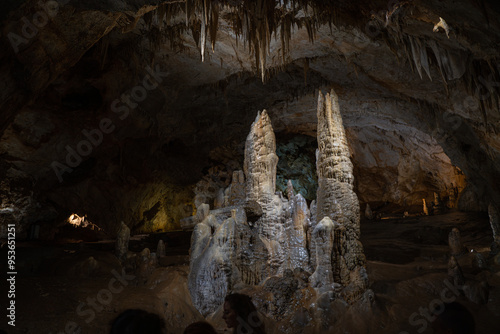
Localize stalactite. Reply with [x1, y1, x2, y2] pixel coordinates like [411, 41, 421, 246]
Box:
[200, 1, 206, 62]
[139, 0, 334, 83]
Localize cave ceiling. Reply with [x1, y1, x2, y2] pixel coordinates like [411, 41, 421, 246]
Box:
[0, 0, 499, 235]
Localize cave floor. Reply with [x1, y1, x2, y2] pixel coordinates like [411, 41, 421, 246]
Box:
[3, 211, 500, 334]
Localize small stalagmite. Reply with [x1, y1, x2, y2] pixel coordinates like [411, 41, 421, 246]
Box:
[422, 198, 429, 216]
[157, 239, 166, 258]
[284, 192, 311, 272]
[472, 252, 488, 272]
[488, 203, 500, 256]
[448, 256, 465, 287]
[432, 192, 444, 215]
[488, 203, 500, 243]
[115, 221, 130, 262]
[365, 203, 373, 220]
[214, 188, 225, 209]
[195, 203, 210, 223]
[287, 179, 295, 200]
[449, 227, 466, 256]
[229, 170, 246, 205]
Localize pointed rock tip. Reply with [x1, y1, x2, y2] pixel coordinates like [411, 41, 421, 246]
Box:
[317, 216, 334, 227]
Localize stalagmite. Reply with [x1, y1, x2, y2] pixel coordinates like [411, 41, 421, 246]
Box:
[195, 203, 210, 223]
[284, 193, 311, 272]
[472, 252, 488, 272]
[188, 217, 235, 316]
[432, 192, 444, 215]
[244, 109, 288, 275]
[310, 217, 335, 289]
[489, 203, 500, 256]
[190, 218, 211, 264]
[188, 213, 264, 316]
[188, 94, 373, 316]
[449, 227, 466, 256]
[365, 203, 373, 220]
[315, 89, 366, 289]
[448, 256, 465, 287]
[488, 203, 500, 242]
[136, 247, 155, 283]
[156, 240, 166, 258]
[229, 170, 245, 205]
[214, 188, 225, 209]
[422, 198, 429, 215]
[287, 179, 295, 200]
[115, 221, 130, 262]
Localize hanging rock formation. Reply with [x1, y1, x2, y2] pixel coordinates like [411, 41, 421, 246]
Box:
[315, 90, 366, 290]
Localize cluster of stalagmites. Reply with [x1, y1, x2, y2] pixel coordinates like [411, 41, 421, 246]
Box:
[188, 90, 368, 320]
[110, 221, 170, 284]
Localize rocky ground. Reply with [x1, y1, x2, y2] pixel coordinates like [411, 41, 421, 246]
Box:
[2, 210, 500, 334]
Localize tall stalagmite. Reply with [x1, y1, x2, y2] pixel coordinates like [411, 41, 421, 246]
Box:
[244, 110, 288, 276]
[315, 90, 366, 292]
[244, 110, 279, 211]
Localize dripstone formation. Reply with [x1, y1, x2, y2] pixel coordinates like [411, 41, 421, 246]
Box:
[188, 91, 367, 319]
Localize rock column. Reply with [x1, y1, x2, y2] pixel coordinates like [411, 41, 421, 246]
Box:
[315, 90, 366, 289]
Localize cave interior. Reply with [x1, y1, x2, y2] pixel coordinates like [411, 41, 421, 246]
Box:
[1, 0, 500, 333]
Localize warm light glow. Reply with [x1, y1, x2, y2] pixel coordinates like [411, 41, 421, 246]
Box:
[67, 213, 102, 230]
[67, 213, 86, 226]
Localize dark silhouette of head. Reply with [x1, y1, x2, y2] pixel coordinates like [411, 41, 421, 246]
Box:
[432, 302, 475, 334]
[183, 321, 217, 334]
[223, 293, 266, 334]
[110, 309, 165, 334]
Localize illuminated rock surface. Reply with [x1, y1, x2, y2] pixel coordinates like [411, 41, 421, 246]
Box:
[188, 92, 368, 320]
[315, 90, 367, 294]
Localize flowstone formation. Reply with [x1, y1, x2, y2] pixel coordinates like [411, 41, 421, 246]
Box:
[188, 93, 367, 320]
